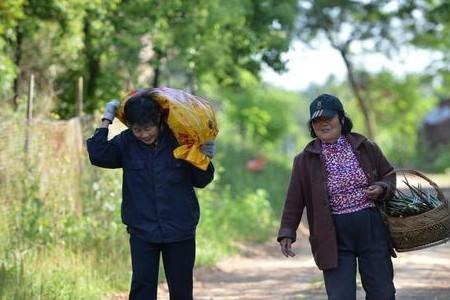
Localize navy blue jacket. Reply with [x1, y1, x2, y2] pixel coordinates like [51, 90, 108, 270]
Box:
[86, 124, 214, 243]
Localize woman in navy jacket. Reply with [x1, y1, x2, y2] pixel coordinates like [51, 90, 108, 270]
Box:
[86, 95, 215, 300]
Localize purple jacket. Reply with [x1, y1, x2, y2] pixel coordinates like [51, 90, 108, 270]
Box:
[277, 132, 395, 270]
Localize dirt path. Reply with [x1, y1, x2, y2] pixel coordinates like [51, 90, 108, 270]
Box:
[156, 185, 450, 299]
[110, 184, 450, 300]
[147, 238, 450, 300]
[109, 239, 450, 300]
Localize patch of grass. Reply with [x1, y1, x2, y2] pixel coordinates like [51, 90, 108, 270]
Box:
[196, 186, 276, 265]
[0, 166, 130, 300]
[0, 116, 292, 298]
[0, 149, 281, 298]
[213, 139, 292, 214]
[1, 247, 106, 300]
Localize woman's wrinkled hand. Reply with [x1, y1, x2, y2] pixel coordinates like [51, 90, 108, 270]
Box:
[279, 238, 296, 258]
[366, 184, 384, 200]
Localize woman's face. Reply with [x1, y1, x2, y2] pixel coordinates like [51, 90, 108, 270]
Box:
[130, 124, 160, 145]
[312, 115, 342, 143]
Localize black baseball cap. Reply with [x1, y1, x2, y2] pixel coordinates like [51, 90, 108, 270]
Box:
[309, 94, 344, 121]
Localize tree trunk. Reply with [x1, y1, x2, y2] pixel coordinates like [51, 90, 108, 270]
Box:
[153, 65, 160, 88]
[339, 48, 375, 140]
[186, 72, 197, 94]
[86, 55, 100, 98]
[152, 47, 163, 87]
[83, 15, 100, 100]
[11, 27, 23, 111]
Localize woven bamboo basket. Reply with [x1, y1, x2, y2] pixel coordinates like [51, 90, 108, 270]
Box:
[380, 169, 450, 252]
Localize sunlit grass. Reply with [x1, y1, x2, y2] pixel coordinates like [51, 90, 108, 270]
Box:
[0, 118, 289, 299]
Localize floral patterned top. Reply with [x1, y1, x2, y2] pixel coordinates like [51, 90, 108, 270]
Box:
[321, 136, 375, 214]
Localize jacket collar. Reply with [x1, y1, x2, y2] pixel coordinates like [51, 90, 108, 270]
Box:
[156, 123, 181, 154]
[304, 132, 367, 154]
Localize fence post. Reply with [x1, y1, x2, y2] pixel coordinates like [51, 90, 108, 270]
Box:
[76, 76, 83, 116]
[74, 76, 84, 217]
[24, 73, 34, 156]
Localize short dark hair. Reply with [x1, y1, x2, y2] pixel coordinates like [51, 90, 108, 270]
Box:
[124, 95, 162, 127]
[308, 111, 353, 138]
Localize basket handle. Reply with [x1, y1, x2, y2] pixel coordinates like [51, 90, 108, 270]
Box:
[386, 168, 446, 204]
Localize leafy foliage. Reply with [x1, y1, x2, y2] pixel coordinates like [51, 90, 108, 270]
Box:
[365, 72, 436, 165]
[1, 1, 450, 298]
[0, 0, 299, 117]
[398, 0, 450, 93]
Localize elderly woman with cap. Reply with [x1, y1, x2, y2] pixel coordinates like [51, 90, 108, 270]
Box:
[277, 94, 396, 300]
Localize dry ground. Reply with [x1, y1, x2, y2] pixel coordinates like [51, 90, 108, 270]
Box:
[109, 178, 450, 300]
[109, 234, 450, 300]
[157, 240, 450, 300]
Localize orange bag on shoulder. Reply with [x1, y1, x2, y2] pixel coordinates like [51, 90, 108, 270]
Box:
[116, 87, 218, 170]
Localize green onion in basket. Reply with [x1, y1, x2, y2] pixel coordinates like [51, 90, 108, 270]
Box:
[382, 176, 441, 217]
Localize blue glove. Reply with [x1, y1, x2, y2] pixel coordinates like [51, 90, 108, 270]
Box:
[102, 99, 120, 123]
[200, 141, 215, 158]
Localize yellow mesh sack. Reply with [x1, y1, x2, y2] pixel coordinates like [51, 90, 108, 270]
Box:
[116, 87, 218, 170]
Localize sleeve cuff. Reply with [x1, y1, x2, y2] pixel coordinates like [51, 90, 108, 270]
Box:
[94, 127, 109, 135]
[277, 228, 297, 243]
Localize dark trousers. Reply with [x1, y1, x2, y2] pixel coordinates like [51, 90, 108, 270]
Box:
[323, 207, 395, 300]
[129, 235, 195, 300]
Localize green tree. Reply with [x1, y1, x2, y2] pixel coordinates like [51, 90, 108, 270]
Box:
[0, 0, 98, 114]
[0, 0, 68, 110]
[398, 0, 450, 95]
[365, 72, 435, 165]
[0, 0, 23, 101]
[204, 69, 303, 146]
[304, 72, 435, 166]
[137, 0, 299, 90]
[1, 0, 299, 117]
[296, 0, 401, 140]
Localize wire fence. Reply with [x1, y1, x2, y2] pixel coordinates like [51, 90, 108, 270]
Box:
[0, 114, 127, 215]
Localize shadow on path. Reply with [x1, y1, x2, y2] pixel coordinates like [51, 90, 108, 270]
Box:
[153, 239, 450, 300]
[111, 183, 450, 299]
